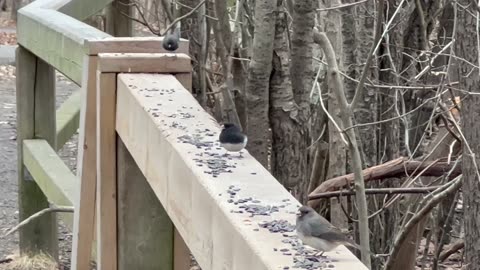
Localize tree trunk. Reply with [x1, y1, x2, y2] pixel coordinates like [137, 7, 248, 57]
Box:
[374, 2, 413, 269]
[106, 0, 133, 37]
[323, 0, 348, 229]
[181, 0, 207, 107]
[290, 0, 314, 202]
[457, 1, 480, 268]
[11, 0, 20, 21]
[245, 0, 277, 167]
[270, 0, 304, 191]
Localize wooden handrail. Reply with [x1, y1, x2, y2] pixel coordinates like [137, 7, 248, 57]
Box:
[17, 0, 112, 84]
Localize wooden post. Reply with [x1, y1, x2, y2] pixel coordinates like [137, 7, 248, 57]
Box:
[71, 56, 99, 270]
[96, 72, 118, 270]
[117, 139, 174, 270]
[105, 0, 132, 37]
[16, 46, 58, 258]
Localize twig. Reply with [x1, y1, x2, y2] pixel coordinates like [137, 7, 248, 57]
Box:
[415, 41, 453, 80]
[161, 0, 206, 36]
[0, 258, 12, 264]
[121, 2, 161, 35]
[439, 240, 465, 261]
[317, 0, 368, 11]
[349, 0, 385, 109]
[3, 206, 74, 237]
[315, 30, 371, 267]
[308, 186, 445, 200]
[312, 68, 348, 146]
[384, 176, 463, 270]
[343, 92, 446, 131]
[432, 191, 458, 270]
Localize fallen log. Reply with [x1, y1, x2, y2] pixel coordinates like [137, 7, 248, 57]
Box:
[308, 157, 461, 203]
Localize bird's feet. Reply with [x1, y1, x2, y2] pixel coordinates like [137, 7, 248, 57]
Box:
[313, 251, 325, 257]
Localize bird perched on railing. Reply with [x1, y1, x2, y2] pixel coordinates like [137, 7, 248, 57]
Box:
[296, 205, 361, 256]
[162, 26, 180, 52]
[219, 123, 247, 157]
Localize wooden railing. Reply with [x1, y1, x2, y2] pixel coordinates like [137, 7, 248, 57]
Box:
[15, 0, 368, 269]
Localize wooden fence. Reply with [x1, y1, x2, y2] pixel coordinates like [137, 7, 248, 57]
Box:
[15, 0, 368, 269]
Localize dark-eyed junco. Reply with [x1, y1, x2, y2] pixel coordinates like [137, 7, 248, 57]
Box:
[219, 123, 247, 156]
[162, 26, 180, 51]
[296, 205, 360, 255]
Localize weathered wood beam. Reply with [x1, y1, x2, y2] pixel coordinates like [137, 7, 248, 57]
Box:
[18, 7, 110, 84]
[115, 73, 368, 270]
[23, 139, 77, 225]
[97, 53, 192, 73]
[96, 72, 118, 270]
[117, 139, 175, 270]
[24, 0, 112, 20]
[56, 90, 81, 150]
[85, 37, 189, 55]
[16, 46, 59, 258]
[71, 56, 99, 270]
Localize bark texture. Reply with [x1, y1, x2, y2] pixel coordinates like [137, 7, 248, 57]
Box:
[245, 0, 277, 167]
[290, 0, 314, 201]
[457, 1, 480, 268]
[323, 0, 348, 228]
[270, 0, 304, 190]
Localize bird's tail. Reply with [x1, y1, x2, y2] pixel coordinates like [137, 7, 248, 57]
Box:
[343, 239, 361, 250]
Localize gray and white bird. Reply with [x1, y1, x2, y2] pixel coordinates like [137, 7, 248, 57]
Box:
[162, 26, 180, 52]
[296, 205, 360, 255]
[219, 123, 247, 156]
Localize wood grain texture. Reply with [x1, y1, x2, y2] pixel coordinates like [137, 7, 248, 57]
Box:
[96, 72, 118, 270]
[16, 46, 58, 258]
[18, 7, 110, 84]
[117, 139, 174, 270]
[56, 90, 81, 150]
[85, 36, 189, 55]
[23, 139, 77, 227]
[71, 56, 99, 270]
[97, 53, 192, 73]
[115, 73, 368, 270]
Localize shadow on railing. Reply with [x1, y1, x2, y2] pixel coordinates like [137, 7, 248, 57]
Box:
[15, 0, 368, 269]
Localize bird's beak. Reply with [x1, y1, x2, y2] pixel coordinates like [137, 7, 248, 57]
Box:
[296, 212, 301, 217]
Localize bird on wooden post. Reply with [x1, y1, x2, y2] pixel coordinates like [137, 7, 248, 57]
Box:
[162, 25, 180, 52]
[219, 123, 247, 157]
[296, 205, 362, 256]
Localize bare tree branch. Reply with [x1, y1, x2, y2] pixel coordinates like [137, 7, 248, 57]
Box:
[3, 206, 74, 237]
[314, 30, 371, 267]
[349, 0, 385, 109]
[308, 186, 447, 200]
[309, 157, 461, 195]
[384, 176, 462, 270]
[439, 240, 465, 262]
